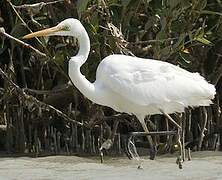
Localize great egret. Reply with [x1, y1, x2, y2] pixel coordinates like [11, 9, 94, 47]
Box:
[24, 18, 216, 160]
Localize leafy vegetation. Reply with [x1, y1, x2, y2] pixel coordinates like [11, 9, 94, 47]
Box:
[0, 0, 221, 157]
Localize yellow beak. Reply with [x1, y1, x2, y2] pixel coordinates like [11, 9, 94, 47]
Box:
[23, 26, 61, 39]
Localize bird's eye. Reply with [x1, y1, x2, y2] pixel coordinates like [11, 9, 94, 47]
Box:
[61, 25, 70, 31]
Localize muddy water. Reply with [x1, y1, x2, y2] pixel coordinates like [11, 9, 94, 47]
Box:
[0, 151, 222, 180]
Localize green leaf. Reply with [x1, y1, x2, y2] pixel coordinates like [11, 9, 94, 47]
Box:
[173, 33, 185, 49]
[169, 0, 181, 10]
[194, 10, 222, 16]
[121, 0, 132, 7]
[77, 0, 89, 17]
[195, 37, 213, 46]
[178, 52, 193, 68]
[160, 46, 172, 60]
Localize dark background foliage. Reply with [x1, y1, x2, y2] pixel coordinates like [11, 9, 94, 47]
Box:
[0, 0, 221, 156]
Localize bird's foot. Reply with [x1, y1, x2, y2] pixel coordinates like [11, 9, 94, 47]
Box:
[127, 137, 141, 161]
[137, 164, 143, 169]
[149, 146, 157, 160]
[99, 139, 113, 163]
[100, 139, 113, 150]
[176, 156, 183, 169]
[99, 148, 104, 163]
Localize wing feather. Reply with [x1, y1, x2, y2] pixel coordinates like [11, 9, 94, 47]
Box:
[96, 55, 215, 106]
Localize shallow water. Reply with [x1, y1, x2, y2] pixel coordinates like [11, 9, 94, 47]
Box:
[0, 151, 221, 180]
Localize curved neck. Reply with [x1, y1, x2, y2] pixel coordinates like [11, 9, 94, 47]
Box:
[69, 28, 97, 102]
[76, 30, 90, 65]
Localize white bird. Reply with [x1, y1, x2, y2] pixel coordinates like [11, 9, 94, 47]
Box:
[24, 18, 216, 159]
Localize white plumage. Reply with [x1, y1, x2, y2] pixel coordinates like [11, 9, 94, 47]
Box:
[96, 54, 215, 118]
[24, 18, 216, 158]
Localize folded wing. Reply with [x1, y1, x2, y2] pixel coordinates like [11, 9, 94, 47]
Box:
[96, 55, 215, 107]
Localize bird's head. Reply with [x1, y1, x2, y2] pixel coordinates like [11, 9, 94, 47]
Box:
[23, 18, 85, 39]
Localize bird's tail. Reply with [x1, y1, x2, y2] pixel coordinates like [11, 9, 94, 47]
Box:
[201, 82, 216, 100]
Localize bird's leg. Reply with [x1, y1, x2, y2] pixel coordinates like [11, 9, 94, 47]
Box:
[160, 110, 183, 169]
[175, 128, 183, 169]
[160, 110, 182, 130]
[99, 120, 119, 163]
[140, 121, 156, 160]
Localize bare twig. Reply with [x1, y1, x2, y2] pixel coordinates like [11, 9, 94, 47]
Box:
[129, 37, 179, 45]
[198, 107, 208, 150]
[23, 84, 71, 95]
[13, 0, 64, 25]
[0, 27, 46, 57]
[209, 63, 222, 85]
[13, 0, 64, 10]
[7, 0, 32, 31]
[0, 67, 83, 126]
[0, 27, 73, 91]
[7, 0, 46, 48]
[107, 23, 134, 56]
